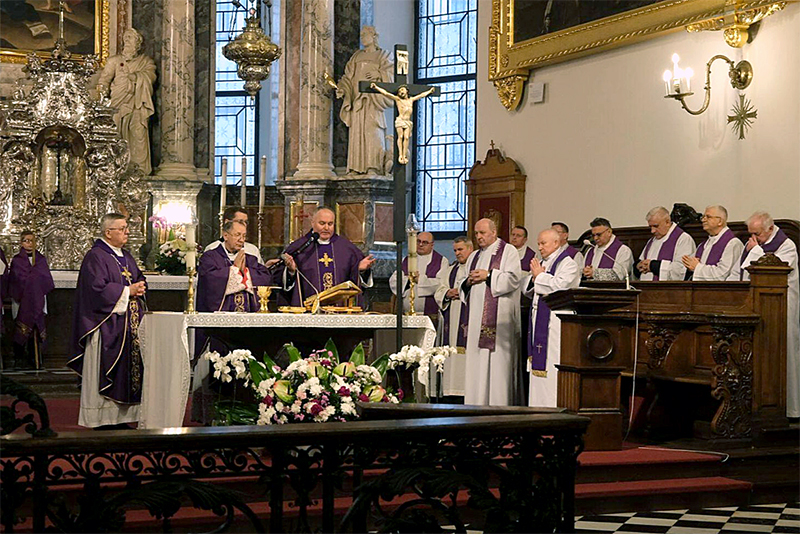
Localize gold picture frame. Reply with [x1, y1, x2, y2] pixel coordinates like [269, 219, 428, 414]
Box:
[489, 0, 789, 110]
[1, 0, 110, 64]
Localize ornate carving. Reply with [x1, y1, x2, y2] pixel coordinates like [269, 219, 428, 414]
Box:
[710, 325, 754, 438]
[586, 329, 614, 361]
[753, 252, 789, 267]
[644, 324, 679, 370]
[686, 2, 786, 48]
[493, 75, 528, 111]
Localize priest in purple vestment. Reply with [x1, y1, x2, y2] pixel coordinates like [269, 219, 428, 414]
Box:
[10, 231, 54, 369]
[68, 214, 147, 429]
[511, 226, 537, 272]
[583, 217, 633, 282]
[682, 205, 743, 281]
[390, 232, 448, 317]
[282, 207, 375, 306]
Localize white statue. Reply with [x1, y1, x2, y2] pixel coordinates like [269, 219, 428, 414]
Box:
[96, 28, 156, 174]
[370, 84, 435, 165]
[334, 26, 394, 175]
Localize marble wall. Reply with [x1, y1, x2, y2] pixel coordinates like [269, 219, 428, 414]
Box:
[332, 0, 361, 171]
[280, 0, 304, 178]
[132, 0, 164, 170]
[195, 0, 212, 172]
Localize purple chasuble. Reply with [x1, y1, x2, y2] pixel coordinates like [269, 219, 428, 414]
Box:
[520, 247, 536, 272]
[196, 245, 269, 313]
[442, 263, 468, 350]
[402, 250, 444, 315]
[9, 249, 54, 346]
[530, 247, 572, 375]
[468, 240, 507, 351]
[565, 245, 580, 260]
[740, 229, 789, 280]
[0, 248, 8, 300]
[642, 226, 685, 281]
[585, 237, 624, 269]
[285, 233, 366, 306]
[695, 228, 736, 266]
[67, 240, 147, 404]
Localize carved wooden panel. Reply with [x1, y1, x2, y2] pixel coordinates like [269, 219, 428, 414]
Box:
[466, 146, 526, 244]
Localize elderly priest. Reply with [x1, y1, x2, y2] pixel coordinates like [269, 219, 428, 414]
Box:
[197, 220, 272, 313]
[637, 206, 696, 281]
[68, 214, 147, 429]
[390, 231, 448, 316]
[523, 228, 581, 407]
[460, 218, 522, 406]
[282, 207, 375, 306]
[682, 205, 743, 281]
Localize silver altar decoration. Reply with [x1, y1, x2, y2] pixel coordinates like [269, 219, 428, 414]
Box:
[0, 40, 149, 270]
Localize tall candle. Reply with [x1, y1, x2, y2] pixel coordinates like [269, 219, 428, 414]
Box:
[185, 224, 197, 272]
[220, 158, 227, 208]
[240, 157, 247, 207]
[408, 232, 418, 273]
[259, 155, 266, 212]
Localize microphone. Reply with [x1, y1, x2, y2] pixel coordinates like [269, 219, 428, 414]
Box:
[268, 231, 320, 271]
[583, 239, 632, 290]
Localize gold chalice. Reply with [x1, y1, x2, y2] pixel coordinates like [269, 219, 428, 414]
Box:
[257, 286, 280, 313]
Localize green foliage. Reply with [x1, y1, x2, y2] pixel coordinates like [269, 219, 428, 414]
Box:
[349, 342, 366, 367]
[284, 343, 302, 363]
[372, 353, 390, 378]
[324, 338, 339, 363]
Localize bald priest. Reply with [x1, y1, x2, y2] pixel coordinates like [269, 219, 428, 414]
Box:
[390, 231, 448, 316]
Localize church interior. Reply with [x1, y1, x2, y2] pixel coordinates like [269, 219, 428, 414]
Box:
[0, 0, 798, 532]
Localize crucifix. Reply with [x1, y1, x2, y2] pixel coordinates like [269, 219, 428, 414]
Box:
[358, 44, 439, 350]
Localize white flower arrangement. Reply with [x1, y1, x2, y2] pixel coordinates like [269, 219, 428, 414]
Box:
[387, 345, 458, 385]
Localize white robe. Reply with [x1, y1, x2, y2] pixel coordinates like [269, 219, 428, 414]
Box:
[729, 226, 799, 418]
[389, 252, 449, 313]
[638, 223, 696, 281]
[587, 235, 633, 281]
[434, 262, 469, 396]
[693, 228, 744, 281]
[459, 239, 522, 406]
[78, 241, 139, 428]
[523, 245, 581, 407]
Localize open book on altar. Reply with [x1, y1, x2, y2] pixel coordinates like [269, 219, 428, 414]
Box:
[303, 280, 363, 311]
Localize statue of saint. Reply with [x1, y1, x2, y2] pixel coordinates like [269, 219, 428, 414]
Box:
[334, 26, 394, 175]
[370, 84, 435, 165]
[96, 28, 156, 175]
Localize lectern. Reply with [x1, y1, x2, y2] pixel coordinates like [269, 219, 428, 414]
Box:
[544, 287, 640, 451]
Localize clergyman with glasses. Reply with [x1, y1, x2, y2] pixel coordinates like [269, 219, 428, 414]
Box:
[68, 213, 147, 430]
[636, 206, 696, 281]
[682, 205, 743, 281]
[389, 231, 448, 319]
[582, 217, 633, 281]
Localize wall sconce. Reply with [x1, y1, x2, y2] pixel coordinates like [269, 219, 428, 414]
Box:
[662, 53, 757, 139]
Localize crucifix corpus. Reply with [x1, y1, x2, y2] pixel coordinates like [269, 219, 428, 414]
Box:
[358, 44, 440, 350]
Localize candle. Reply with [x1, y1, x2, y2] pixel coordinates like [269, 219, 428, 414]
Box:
[408, 231, 418, 274]
[663, 70, 672, 96]
[240, 157, 247, 207]
[259, 155, 266, 212]
[185, 224, 196, 272]
[220, 158, 227, 208]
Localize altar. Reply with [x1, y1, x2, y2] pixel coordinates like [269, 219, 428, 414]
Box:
[138, 312, 436, 429]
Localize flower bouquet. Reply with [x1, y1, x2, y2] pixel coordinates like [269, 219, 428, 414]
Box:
[155, 238, 190, 275]
[387, 345, 458, 401]
[203, 340, 400, 426]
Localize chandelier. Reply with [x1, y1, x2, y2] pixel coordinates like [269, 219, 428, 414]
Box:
[223, 1, 281, 99]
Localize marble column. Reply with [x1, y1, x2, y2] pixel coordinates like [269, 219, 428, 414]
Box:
[292, 0, 336, 179]
[154, 0, 198, 182]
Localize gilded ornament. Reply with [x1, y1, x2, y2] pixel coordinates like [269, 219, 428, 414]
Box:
[223, 11, 282, 99]
[727, 94, 758, 140]
[494, 75, 527, 111]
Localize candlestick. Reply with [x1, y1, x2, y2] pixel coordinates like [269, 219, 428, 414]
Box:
[220, 158, 227, 233]
[240, 157, 247, 207]
[259, 155, 266, 212]
[186, 268, 197, 314]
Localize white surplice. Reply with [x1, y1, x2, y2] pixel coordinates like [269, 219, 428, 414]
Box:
[434, 261, 469, 396]
[587, 235, 634, 281]
[729, 226, 799, 418]
[693, 228, 744, 281]
[523, 244, 581, 407]
[638, 223, 696, 281]
[459, 239, 522, 406]
[389, 252, 449, 313]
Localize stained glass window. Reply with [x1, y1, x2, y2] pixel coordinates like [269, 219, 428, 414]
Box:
[415, 0, 477, 233]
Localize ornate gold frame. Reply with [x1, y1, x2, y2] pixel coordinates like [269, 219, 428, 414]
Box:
[489, 0, 789, 110]
[1, 0, 110, 65]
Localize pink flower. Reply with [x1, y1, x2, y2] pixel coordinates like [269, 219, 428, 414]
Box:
[263, 395, 274, 406]
[338, 386, 351, 396]
[397, 389, 405, 401]
[310, 403, 323, 416]
[358, 394, 369, 402]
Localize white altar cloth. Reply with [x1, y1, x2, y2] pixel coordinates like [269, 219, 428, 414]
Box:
[52, 271, 189, 290]
[138, 312, 436, 429]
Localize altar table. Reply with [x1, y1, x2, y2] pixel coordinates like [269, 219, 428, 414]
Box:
[138, 312, 436, 429]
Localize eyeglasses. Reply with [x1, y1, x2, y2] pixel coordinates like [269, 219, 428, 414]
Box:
[591, 228, 610, 238]
[417, 240, 433, 245]
[108, 226, 129, 232]
[701, 215, 722, 220]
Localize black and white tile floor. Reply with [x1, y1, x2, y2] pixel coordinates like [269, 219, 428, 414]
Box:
[576, 502, 800, 534]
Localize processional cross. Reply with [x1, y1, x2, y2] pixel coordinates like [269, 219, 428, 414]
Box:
[357, 45, 440, 350]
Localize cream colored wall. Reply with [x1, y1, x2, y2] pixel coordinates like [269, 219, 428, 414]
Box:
[477, 0, 800, 239]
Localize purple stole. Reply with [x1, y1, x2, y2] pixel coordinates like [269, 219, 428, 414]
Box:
[740, 229, 789, 280]
[530, 247, 572, 376]
[695, 228, 736, 266]
[442, 263, 468, 350]
[0, 248, 7, 300]
[520, 247, 535, 272]
[402, 250, 444, 315]
[196, 245, 262, 313]
[565, 245, 579, 260]
[585, 237, 623, 268]
[68, 240, 146, 404]
[642, 226, 685, 281]
[9, 249, 55, 346]
[468, 240, 507, 351]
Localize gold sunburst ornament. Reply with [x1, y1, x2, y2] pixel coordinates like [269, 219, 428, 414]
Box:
[727, 94, 758, 140]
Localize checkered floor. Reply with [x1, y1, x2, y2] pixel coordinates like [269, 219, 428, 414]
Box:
[576, 502, 799, 533]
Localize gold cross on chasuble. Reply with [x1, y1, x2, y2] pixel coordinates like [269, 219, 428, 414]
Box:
[319, 252, 334, 267]
[121, 266, 133, 283]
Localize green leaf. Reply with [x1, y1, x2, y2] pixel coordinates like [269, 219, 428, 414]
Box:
[324, 338, 339, 363]
[285, 343, 302, 363]
[248, 359, 268, 385]
[349, 342, 365, 367]
[372, 353, 390, 378]
[262, 352, 280, 376]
